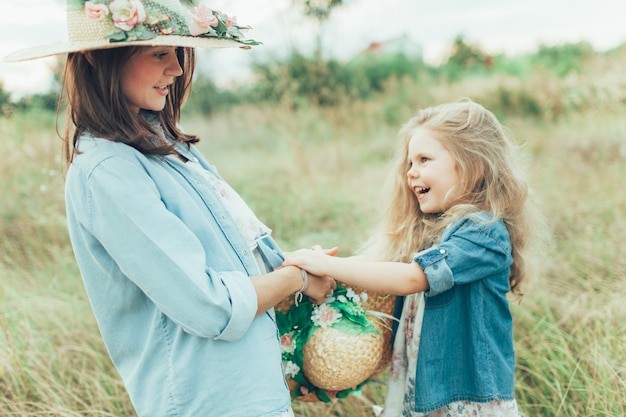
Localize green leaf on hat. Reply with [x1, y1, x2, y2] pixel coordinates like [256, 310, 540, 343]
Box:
[202, 26, 218, 37]
[68, 0, 84, 11]
[227, 26, 244, 39]
[134, 25, 158, 41]
[109, 31, 128, 43]
[214, 20, 228, 35]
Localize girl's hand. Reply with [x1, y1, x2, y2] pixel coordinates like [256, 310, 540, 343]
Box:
[283, 246, 338, 277]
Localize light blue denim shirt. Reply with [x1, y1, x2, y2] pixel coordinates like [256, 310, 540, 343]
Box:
[411, 214, 515, 412]
[65, 132, 291, 417]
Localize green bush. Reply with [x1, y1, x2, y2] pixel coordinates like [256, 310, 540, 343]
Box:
[531, 41, 594, 77]
[14, 92, 59, 113]
[248, 51, 356, 106]
[440, 35, 492, 82]
[247, 50, 426, 107]
[0, 82, 14, 117]
[347, 53, 423, 94]
[183, 76, 241, 116]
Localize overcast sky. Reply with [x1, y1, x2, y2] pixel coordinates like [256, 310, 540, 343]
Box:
[1, 0, 625, 97]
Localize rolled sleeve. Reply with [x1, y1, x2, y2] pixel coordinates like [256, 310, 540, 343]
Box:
[211, 269, 258, 341]
[71, 147, 258, 341]
[413, 216, 512, 298]
[414, 247, 454, 297]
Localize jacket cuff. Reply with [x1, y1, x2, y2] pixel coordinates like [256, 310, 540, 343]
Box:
[413, 247, 454, 297]
[211, 269, 258, 341]
[256, 237, 284, 271]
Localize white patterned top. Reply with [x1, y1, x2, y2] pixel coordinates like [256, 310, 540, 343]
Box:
[186, 160, 271, 252]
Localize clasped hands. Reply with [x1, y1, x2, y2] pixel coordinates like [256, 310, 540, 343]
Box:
[283, 245, 338, 305]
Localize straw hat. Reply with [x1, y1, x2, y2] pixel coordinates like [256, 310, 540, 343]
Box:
[276, 284, 396, 402]
[4, 0, 260, 62]
[302, 315, 385, 391]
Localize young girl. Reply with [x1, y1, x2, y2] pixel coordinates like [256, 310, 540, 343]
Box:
[283, 99, 540, 416]
[4, 1, 334, 416]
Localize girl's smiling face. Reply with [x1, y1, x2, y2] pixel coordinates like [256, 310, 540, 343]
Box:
[120, 46, 183, 113]
[406, 127, 461, 214]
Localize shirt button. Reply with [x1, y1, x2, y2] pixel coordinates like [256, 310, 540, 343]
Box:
[440, 249, 446, 254]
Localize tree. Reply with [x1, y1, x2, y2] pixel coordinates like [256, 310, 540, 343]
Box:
[296, 0, 345, 21]
[0, 81, 14, 117]
[446, 35, 487, 70]
[292, 0, 347, 58]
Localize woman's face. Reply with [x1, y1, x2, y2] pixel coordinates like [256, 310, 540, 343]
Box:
[406, 127, 461, 214]
[120, 46, 183, 113]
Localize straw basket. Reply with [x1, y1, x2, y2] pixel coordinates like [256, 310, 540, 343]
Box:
[276, 284, 396, 402]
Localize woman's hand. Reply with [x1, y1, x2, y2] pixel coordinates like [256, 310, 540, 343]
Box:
[302, 271, 336, 305]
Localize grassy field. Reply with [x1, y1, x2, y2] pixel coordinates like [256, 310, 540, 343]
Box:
[1, 73, 625, 416]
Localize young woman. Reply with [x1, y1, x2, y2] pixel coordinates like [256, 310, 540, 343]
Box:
[5, 1, 335, 416]
[284, 99, 542, 416]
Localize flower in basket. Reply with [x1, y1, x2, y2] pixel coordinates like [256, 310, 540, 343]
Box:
[276, 283, 387, 402]
[311, 303, 342, 328]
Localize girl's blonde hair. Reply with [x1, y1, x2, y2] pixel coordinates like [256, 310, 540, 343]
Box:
[362, 99, 540, 296]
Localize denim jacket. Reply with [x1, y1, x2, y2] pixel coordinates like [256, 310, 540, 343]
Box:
[65, 133, 290, 417]
[411, 214, 515, 412]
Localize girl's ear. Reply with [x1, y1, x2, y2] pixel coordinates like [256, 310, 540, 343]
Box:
[83, 51, 95, 66]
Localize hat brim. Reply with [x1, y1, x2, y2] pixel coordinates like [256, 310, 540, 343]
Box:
[4, 36, 249, 63]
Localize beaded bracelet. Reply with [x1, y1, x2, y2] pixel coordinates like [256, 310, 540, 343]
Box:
[294, 269, 308, 306]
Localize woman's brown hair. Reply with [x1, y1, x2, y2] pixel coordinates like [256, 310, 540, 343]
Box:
[61, 46, 198, 164]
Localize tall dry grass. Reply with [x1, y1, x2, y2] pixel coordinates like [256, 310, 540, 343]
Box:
[1, 75, 625, 416]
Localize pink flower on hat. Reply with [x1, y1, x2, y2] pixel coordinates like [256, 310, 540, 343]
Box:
[109, 0, 147, 31]
[225, 15, 238, 27]
[189, 4, 219, 36]
[84, 1, 109, 21]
